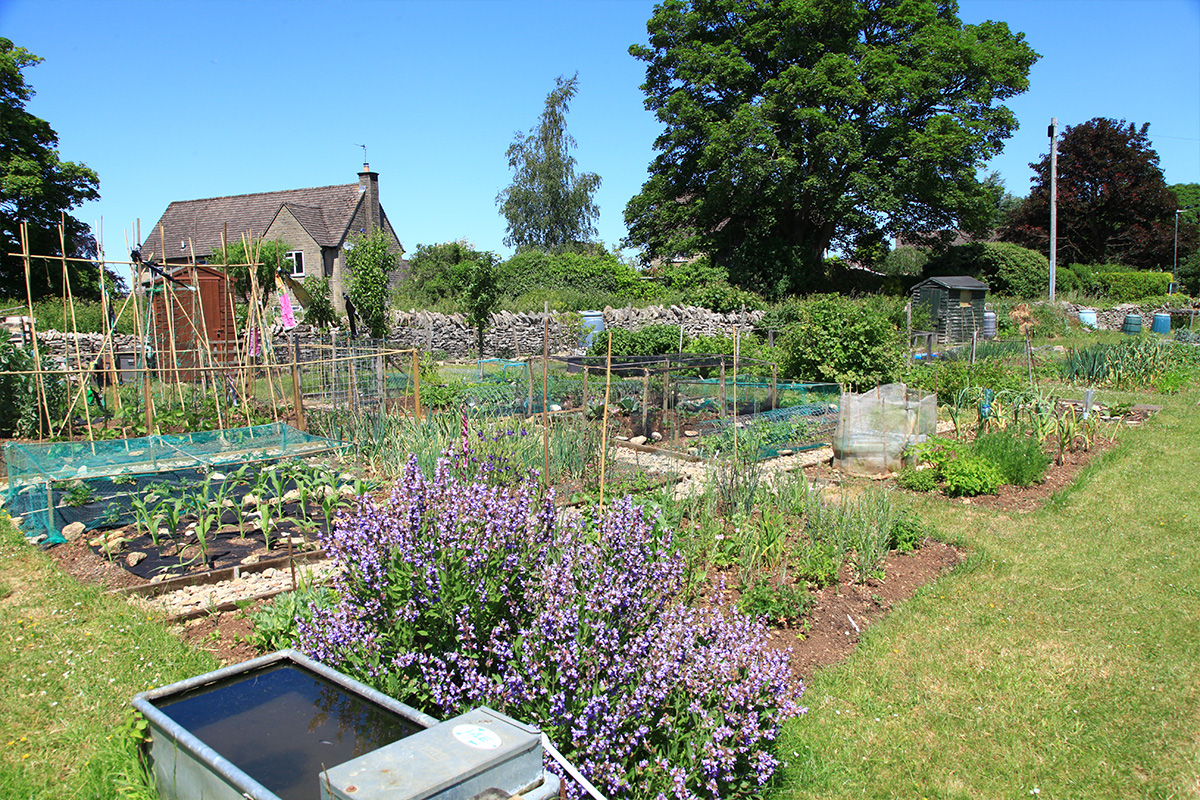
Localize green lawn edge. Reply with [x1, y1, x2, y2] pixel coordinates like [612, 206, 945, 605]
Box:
[774, 389, 1200, 799]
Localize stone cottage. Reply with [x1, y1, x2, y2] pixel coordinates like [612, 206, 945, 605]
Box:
[140, 164, 404, 312]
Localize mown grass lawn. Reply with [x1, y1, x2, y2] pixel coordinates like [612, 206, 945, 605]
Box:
[776, 387, 1200, 799]
[0, 516, 216, 799]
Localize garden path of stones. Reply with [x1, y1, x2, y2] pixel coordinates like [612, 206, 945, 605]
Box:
[140, 444, 839, 618]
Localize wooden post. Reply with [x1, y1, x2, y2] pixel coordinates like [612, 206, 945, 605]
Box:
[770, 364, 778, 410]
[640, 367, 650, 438]
[411, 349, 422, 420]
[375, 348, 384, 408]
[291, 334, 306, 431]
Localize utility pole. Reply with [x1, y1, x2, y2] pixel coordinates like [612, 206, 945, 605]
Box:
[1048, 117, 1058, 302]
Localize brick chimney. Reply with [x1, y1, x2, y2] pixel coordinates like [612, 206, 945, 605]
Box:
[357, 163, 381, 231]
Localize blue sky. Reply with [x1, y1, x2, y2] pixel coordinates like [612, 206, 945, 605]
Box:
[3, 0, 1197, 264]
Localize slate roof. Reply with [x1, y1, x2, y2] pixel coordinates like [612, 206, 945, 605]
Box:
[140, 183, 364, 259]
[914, 275, 990, 291]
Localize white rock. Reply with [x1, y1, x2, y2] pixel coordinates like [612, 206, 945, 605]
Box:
[126, 551, 147, 567]
[549, 404, 563, 412]
[684, 430, 699, 438]
[282, 489, 302, 505]
[240, 555, 260, 566]
[630, 436, 648, 446]
[208, 472, 226, 481]
[650, 431, 663, 442]
[61, 521, 86, 540]
[242, 494, 259, 507]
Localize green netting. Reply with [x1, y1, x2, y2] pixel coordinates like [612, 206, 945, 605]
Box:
[3, 422, 341, 544]
[690, 383, 841, 460]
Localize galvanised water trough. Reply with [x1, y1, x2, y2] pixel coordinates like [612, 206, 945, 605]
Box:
[132, 649, 560, 800]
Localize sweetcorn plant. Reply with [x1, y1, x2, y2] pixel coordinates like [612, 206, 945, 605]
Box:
[298, 454, 803, 799]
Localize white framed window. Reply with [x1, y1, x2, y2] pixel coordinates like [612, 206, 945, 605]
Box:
[286, 251, 305, 277]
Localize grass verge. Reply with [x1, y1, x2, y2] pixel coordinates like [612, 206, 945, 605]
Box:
[775, 388, 1200, 798]
[0, 517, 216, 799]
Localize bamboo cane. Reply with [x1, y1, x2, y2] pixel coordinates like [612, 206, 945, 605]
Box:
[188, 238, 225, 430]
[126, 228, 154, 433]
[158, 225, 186, 410]
[59, 222, 95, 443]
[19, 223, 50, 440]
[96, 221, 123, 419]
[411, 348, 422, 421]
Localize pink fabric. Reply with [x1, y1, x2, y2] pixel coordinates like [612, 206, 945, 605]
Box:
[248, 327, 260, 357]
[280, 291, 297, 329]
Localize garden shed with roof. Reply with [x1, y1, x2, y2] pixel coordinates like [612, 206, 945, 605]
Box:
[910, 275, 989, 344]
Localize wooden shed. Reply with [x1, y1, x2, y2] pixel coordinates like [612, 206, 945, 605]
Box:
[148, 264, 236, 381]
[910, 275, 989, 344]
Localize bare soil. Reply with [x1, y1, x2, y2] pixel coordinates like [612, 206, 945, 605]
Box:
[38, 420, 1127, 672]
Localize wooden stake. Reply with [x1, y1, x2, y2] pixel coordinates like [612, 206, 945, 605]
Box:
[291, 334, 306, 431]
[411, 348, 422, 421]
[542, 302, 549, 487]
[96, 221, 123, 418]
[597, 330, 613, 518]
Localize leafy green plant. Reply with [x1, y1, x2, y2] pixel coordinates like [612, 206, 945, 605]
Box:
[973, 429, 1051, 487]
[895, 466, 938, 492]
[738, 577, 814, 627]
[60, 481, 95, 507]
[250, 581, 337, 652]
[942, 457, 1003, 497]
[777, 294, 906, 389]
[793, 539, 841, 588]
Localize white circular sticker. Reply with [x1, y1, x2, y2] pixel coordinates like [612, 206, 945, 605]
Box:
[452, 724, 502, 750]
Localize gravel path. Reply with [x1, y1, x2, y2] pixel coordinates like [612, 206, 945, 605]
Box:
[133, 560, 336, 617]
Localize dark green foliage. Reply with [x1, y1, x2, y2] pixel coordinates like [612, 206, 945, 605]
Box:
[463, 258, 499, 355]
[942, 457, 1003, 497]
[973, 429, 1051, 487]
[0, 39, 102, 302]
[346, 229, 397, 338]
[882, 246, 930, 277]
[689, 281, 766, 314]
[495, 249, 660, 308]
[890, 510, 930, 552]
[776, 294, 906, 389]
[1003, 118, 1196, 269]
[403, 241, 500, 303]
[624, 0, 1038, 296]
[589, 324, 683, 358]
[1096, 270, 1174, 302]
[0, 342, 66, 437]
[924, 241, 1049, 297]
[301, 276, 336, 329]
[895, 467, 938, 493]
[497, 73, 601, 251]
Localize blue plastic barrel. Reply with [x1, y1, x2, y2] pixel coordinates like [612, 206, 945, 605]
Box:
[1122, 313, 1143, 335]
[1151, 312, 1171, 334]
[579, 311, 605, 349]
[1077, 308, 1097, 329]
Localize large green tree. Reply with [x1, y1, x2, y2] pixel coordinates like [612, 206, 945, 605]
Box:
[496, 73, 601, 251]
[0, 38, 101, 301]
[624, 0, 1038, 297]
[1003, 118, 1196, 270]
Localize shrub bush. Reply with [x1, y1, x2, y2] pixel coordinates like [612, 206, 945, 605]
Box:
[589, 324, 684, 358]
[882, 246, 929, 277]
[298, 452, 803, 799]
[776, 294, 906, 389]
[925, 242, 1049, 297]
[496, 249, 662, 307]
[1097, 270, 1174, 302]
[29, 298, 136, 335]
